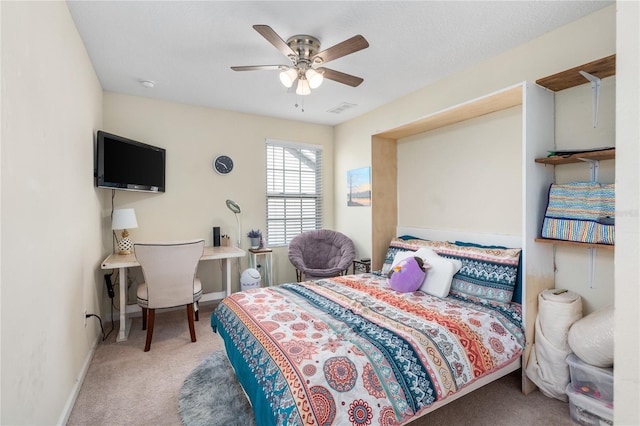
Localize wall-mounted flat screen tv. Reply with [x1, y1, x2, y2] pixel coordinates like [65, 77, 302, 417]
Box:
[96, 130, 165, 192]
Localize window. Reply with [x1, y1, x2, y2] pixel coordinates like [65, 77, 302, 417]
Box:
[266, 140, 322, 246]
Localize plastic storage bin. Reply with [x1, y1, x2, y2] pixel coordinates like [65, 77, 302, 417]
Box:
[566, 384, 613, 426]
[566, 353, 614, 403]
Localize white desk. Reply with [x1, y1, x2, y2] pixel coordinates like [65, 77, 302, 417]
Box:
[101, 245, 245, 342]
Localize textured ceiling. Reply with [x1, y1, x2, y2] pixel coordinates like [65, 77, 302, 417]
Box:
[67, 1, 612, 126]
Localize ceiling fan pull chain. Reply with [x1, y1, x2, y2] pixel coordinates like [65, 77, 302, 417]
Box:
[294, 94, 305, 112]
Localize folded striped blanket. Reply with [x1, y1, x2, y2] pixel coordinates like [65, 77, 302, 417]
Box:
[541, 181, 614, 245]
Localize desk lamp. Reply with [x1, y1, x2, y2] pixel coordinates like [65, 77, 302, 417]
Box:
[112, 208, 138, 255]
[226, 199, 241, 248]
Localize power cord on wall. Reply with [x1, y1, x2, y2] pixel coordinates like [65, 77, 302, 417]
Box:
[86, 191, 117, 343]
[84, 273, 117, 342]
[85, 312, 114, 342]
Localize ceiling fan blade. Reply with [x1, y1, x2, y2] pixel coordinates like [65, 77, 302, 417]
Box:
[253, 25, 297, 58]
[312, 35, 369, 64]
[231, 65, 287, 71]
[317, 67, 364, 87]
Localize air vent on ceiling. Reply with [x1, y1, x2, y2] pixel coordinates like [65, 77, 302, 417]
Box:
[327, 102, 357, 114]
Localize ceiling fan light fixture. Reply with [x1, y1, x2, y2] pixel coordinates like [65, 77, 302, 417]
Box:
[296, 78, 311, 96]
[279, 68, 298, 88]
[305, 68, 324, 89]
[231, 25, 369, 96]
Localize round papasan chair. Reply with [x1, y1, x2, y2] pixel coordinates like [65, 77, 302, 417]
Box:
[288, 229, 356, 281]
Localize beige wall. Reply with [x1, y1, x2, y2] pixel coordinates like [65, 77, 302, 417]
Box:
[397, 106, 523, 236]
[1, 2, 104, 424]
[103, 93, 334, 293]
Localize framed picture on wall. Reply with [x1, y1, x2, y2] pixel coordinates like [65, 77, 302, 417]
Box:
[347, 167, 371, 206]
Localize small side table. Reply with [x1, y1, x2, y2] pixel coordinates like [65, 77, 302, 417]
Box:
[352, 258, 371, 274]
[248, 248, 273, 287]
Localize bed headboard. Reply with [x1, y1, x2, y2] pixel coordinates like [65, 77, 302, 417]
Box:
[396, 227, 522, 248]
[396, 226, 523, 304]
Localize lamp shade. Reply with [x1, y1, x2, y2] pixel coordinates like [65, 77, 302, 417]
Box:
[226, 199, 241, 214]
[279, 68, 298, 88]
[296, 78, 311, 96]
[305, 68, 324, 89]
[112, 208, 138, 230]
[226, 199, 242, 248]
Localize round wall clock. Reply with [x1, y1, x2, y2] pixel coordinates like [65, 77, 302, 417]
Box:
[213, 155, 234, 175]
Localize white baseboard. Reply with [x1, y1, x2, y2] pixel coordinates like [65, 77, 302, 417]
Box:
[56, 333, 100, 426]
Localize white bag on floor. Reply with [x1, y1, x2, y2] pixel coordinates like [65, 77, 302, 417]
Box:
[568, 305, 614, 368]
[525, 289, 582, 401]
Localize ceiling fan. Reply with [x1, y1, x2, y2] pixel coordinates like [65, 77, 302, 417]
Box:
[231, 25, 369, 95]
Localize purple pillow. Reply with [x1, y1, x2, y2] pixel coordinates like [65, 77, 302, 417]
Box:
[388, 256, 426, 293]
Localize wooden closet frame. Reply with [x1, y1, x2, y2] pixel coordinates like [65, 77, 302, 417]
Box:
[370, 81, 556, 393]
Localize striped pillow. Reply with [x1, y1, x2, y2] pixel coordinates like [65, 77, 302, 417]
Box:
[437, 243, 522, 305]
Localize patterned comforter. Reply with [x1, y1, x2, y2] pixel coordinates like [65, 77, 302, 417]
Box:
[211, 273, 524, 426]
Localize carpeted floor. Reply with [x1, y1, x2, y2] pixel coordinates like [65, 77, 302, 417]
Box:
[68, 303, 224, 425]
[68, 303, 576, 425]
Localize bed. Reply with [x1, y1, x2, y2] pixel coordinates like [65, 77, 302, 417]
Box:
[211, 233, 524, 425]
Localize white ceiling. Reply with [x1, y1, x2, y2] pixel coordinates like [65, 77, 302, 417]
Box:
[67, 1, 611, 126]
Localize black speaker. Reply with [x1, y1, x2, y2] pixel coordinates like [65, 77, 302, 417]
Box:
[213, 227, 221, 247]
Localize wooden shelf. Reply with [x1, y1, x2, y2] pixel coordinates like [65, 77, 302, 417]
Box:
[535, 238, 614, 250]
[374, 85, 522, 140]
[535, 148, 615, 165]
[536, 54, 616, 92]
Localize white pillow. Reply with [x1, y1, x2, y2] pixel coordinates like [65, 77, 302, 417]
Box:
[390, 250, 416, 270]
[413, 248, 462, 298]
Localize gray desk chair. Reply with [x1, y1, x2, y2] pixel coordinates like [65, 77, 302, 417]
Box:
[288, 230, 356, 281]
[134, 239, 204, 352]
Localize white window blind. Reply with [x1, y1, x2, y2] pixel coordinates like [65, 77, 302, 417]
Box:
[266, 140, 322, 246]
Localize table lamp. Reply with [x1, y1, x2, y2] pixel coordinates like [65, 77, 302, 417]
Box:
[112, 208, 138, 255]
[226, 199, 241, 248]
